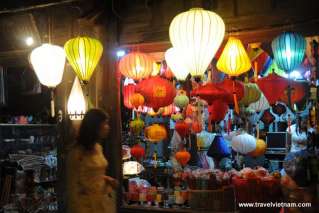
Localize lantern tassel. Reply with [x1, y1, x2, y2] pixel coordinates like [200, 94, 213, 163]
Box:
[232, 80, 239, 114]
[254, 61, 258, 82]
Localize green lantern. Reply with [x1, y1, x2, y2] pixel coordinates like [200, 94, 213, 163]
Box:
[271, 32, 306, 73]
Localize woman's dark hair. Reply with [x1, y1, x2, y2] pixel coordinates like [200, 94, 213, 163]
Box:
[77, 109, 109, 150]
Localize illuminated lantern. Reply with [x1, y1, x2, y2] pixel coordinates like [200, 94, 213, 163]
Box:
[119, 52, 154, 80]
[248, 94, 270, 112]
[216, 37, 252, 77]
[67, 77, 86, 120]
[136, 76, 176, 110]
[248, 139, 267, 157]
[169, 8, 225, 77]
[184, 117, 193, 129]
[239, 83, 261, 106]
[165, 47, 189, 81]
[151, 62, 161, 76]
[208, 100, 229, 122]
[279, 81, 306, 105]
[185, 104, 195, 117]
[231, 133, 256, 154]
[175, 121, 190, 138]
[144, 124, 167, 142]
[64, 36, 103, 83]
[175, 150, 191, 166]
[129, 118, 145, 135]
[129, 93, 145, 108]
[191, 120, 202, 134]
[271, 32, 306, 73]
[190, 83, 231, 105]
[174, 90, 189, 109]
[257, 73, 289, 105]
[130, 144, 145, 161]
[30, 43, 66, 88]
[123, 161, 144, 175]
[123, 83, 136, 109]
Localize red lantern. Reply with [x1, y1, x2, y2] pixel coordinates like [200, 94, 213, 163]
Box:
[216, 78, 245, 104]
[136, 76, 176, 110]
[279, 81, 306, 105]
[175, 150, 191, 166]
[257, 73, 289, 105]
[130, 144, 145, 160]
[175, 121, 190, 138]
[208, 100, 229, 122]
[123, 83, 136, 109]
[190, 82, 231, 105]
[185, 104, 194, 117]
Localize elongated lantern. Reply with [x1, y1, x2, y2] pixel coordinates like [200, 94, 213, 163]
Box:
[169, 8, 225, 77]
[217, 37, 252, 76]
[119, 52, 154, 80]
[271, 32, 306, 73]
[64, 36, 103, 84]
[165, 47, 189, 81]
[67, 77, 86, 120]
[30, 43, 66, 88]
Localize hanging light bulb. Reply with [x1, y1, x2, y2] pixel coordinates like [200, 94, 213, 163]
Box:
[64, 36, 103, 84]
[165, 47, 189, 81]
[67, 77, 86, 120]
[217, 37, 252, 76]
[169, 8, 225, 77]
[30, 43, 66, 88]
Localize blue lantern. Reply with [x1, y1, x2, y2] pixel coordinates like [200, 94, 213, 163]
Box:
[271, 32, 306, 73]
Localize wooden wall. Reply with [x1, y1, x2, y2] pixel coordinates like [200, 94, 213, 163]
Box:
[117, 0, 319, 51]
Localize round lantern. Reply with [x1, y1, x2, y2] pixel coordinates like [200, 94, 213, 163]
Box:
[129, 93, 145, 108]
[119, 52, 154, 80]
[129, 118, 145, 135]
[64, 36, 103, 83]
[175, 121, 190, 138]
[271, 32, 306, 73]
[248, 139, 267, 157]
[239, 83, 261, 106]
[248, 93, 270, 112]
[130, 144, 145, 160]
[191, 120, 202, 134]
[165, 47, 189, 81]
[136, 76, 176, 110]
[217, 37, 252, 76]
[169, 8, 225, 77]
[231, 133, 256, 154]
[144, 124, 167, 142]
[208, 100, 229, 122]
[174, 90, 189, 109]
[123, 83, 136, 109]
[175, 150, 191, 166]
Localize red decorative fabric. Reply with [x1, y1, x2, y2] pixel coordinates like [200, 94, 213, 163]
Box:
[123, 83, 136, 109]
[208, 100, 229, 122]
[190, 82, 231, 104]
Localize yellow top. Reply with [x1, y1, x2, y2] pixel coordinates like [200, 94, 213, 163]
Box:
[67, 143, 115, 213]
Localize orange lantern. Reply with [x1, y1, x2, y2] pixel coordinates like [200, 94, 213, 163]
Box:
[129, 93, 145, 108]
[185, 104, 194, 117]
[136, 76, 176, 110]
[131, 144, 145, 161]
[191, 120, 202, 133]
[119, 52, 154, 80]
[123, 83, 136, 109]
[175, 121, 190, 138]
[175, 150, 191, 166]
[144, 124, 167, 142]
[248, 139, 267, 157]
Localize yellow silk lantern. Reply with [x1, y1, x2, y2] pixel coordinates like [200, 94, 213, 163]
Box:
[217, 37, 252, 76]
[64, 36, 103, 84]
[169, 8, 225, 77]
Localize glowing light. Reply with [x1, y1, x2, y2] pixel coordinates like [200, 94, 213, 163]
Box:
[25, 37, 34, 46]
[67, 77, 87, 120]
[116, 50, 126, 58]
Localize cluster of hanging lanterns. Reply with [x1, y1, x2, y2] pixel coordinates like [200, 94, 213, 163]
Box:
[30, 36, 103, 120]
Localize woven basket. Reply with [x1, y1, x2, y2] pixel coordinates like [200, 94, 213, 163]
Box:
[189, 186, 236, 211]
